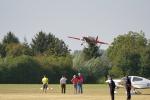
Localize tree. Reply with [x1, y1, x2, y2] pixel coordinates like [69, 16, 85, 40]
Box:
[31, 31, 47, 55]
[0, 43, 6, 58]
[3, 32, 19, 44]
[22, 37, 33, 56]
[140, 44, 150, 77]
[72, 48, 109, 83]
[109, 66, 123, 78]
[83, 43, 101, 60]
[5, 43, 32, 57]
[0, 32, 20, 58]
[72, 40, 109, 83]
[107, 31, 147, 77]
[44, 33, 69, 56]
[6, 43, 22, 57]
[31, 31, 70, 56]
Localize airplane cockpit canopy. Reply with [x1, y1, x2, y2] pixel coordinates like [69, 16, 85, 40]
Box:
[133, 77, 143, 82]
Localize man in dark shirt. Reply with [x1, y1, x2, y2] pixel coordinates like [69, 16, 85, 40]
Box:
[108, 77, 116, 100]
[125, 76, 132, 100]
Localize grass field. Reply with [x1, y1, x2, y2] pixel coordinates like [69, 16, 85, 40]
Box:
[0, 84, 149, 100]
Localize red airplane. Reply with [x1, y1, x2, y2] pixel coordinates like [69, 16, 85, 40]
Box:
[68, 35, 109, 45]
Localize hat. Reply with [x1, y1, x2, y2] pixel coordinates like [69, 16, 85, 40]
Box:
[73, 75, 76, 78]
[78, 73, 81, 75]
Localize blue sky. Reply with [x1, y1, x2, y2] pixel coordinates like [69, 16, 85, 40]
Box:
[0, 0, 150, 51]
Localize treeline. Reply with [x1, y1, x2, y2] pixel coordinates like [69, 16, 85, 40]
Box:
[0, 55, 75, 83]
[0, 31, 150, 84]
[0, 31, 70, 57]
[0, 32, 75, 83]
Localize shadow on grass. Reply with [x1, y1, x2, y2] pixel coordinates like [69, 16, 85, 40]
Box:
[141, 93, 150, 95]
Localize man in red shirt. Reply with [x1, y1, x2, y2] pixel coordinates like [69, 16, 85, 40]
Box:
[71, 75, 78, 94]
[77, 73, 84, 94]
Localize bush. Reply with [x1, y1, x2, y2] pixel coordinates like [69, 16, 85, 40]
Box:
[0, 55, 75, 84]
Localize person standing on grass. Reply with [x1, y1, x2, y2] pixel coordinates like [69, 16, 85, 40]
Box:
[71, 75, 78, 94]
[42, 75, 49, 93]
[108, 76, 116, 100]
[60, 75, 67, 94]
[125, 76, 132, 100]
[77, 73, 84, 94]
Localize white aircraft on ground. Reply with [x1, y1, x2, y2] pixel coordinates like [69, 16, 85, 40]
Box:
[106, 76, 150, 94]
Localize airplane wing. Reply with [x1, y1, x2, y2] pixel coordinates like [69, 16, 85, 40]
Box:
[96, 40, 109, 45]
[68, 36, 81, 40]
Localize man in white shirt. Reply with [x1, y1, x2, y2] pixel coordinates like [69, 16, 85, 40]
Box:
[60, 75, 67, 94]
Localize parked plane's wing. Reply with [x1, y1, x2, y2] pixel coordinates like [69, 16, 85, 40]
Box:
[106, 79, 123, 88]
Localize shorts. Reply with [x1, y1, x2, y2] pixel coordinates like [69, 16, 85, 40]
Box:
[43, 84, 48, 89]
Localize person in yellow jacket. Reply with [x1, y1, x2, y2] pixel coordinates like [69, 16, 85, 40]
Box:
[42, 75, 49, 93]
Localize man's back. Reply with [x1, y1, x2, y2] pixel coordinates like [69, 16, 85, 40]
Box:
[126, 77, 131, 88]
[109, 80, 115, 90]
[60, 77, 67, 84]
